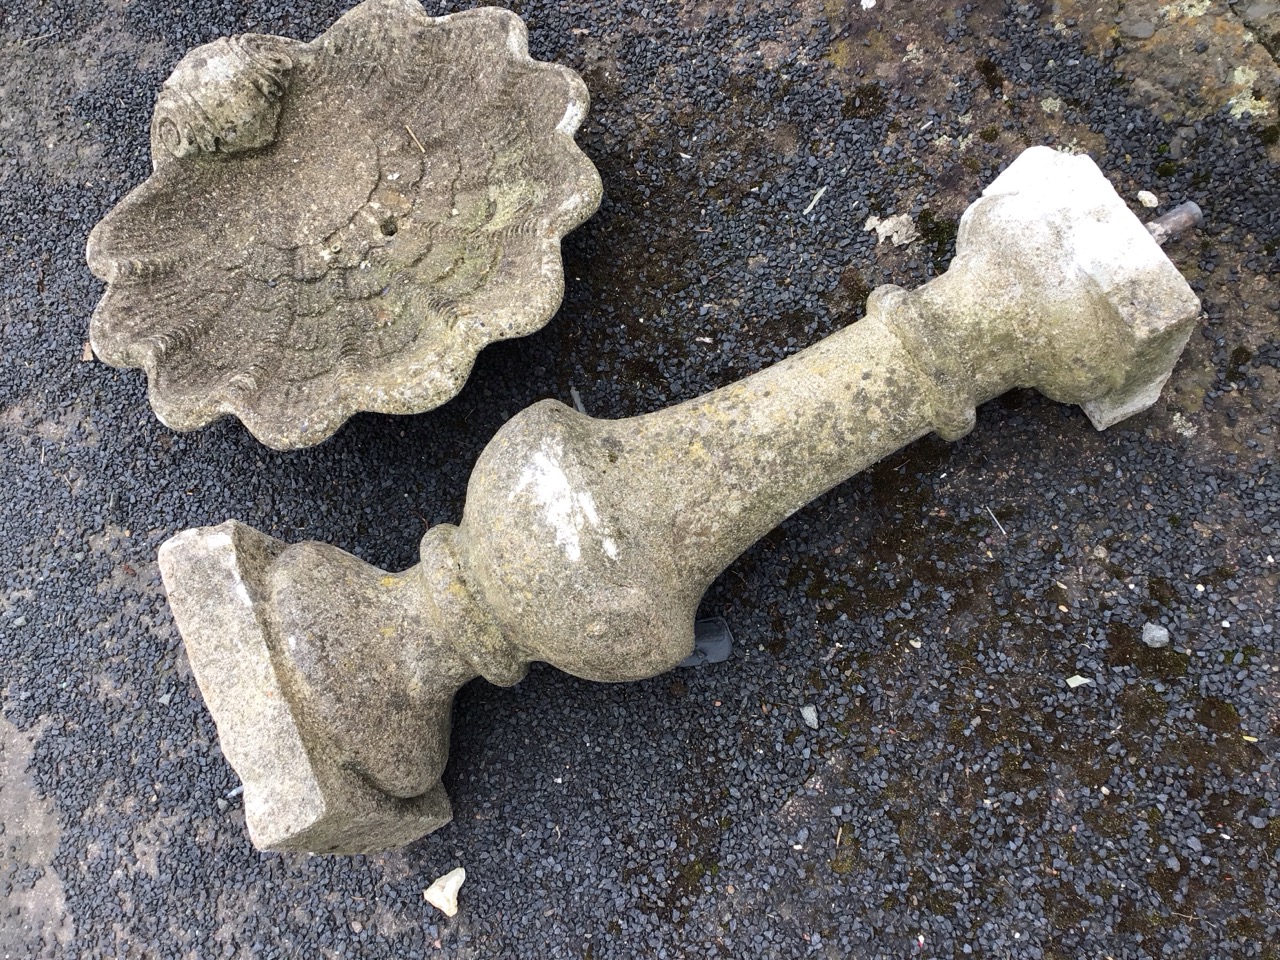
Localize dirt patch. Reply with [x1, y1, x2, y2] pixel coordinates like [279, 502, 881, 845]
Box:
[0, 715, 72, 956]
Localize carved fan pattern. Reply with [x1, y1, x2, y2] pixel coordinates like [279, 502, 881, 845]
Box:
[87, 0, 602, 449]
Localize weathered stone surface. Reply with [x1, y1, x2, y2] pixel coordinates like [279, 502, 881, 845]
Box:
[159, 148, 1201, 854]
[1052, 0, 1278, 124]
[1239, 0, 1280, 59]
[87, 0, 602, 449]
[1119, 19, 1157, 40]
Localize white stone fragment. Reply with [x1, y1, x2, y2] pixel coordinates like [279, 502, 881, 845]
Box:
[800, 705, 819, 730]
[1137, 190, 1159, 208]
[864, 213, 920, 247]
[424, 866, 466, 918]
[1066, 675, 1093, 689]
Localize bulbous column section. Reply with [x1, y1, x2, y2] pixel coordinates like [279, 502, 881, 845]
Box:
[159, 147, 1202, 853]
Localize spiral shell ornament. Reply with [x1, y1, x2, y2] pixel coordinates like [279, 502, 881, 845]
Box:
[87, 0, 602, 449]
[150, 35, 295, 162]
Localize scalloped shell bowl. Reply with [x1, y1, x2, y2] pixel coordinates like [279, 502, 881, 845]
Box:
[87, 0, 602, 449]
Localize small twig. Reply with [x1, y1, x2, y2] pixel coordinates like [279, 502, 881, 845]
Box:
[985, 506, 1007, 536]
[835, 824, 843, 848]
[1171, 911, 1219, 929]
[405, 124, 426, 153]
[22, 33, 54, 45]
[410, 506, 431, 530]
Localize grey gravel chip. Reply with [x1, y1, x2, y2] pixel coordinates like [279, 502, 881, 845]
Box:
[1142, 622, 1171, 648]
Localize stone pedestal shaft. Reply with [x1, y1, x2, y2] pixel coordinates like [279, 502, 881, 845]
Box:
[159, 147, 1202, 853]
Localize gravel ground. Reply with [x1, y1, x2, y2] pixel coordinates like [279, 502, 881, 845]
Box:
[2, 0, 1278, 957]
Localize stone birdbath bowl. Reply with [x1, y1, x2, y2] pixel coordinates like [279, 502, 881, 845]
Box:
[86, 0, 602, 449]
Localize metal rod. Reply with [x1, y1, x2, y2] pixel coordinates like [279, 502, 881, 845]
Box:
[1146, 201, 1204, 246]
